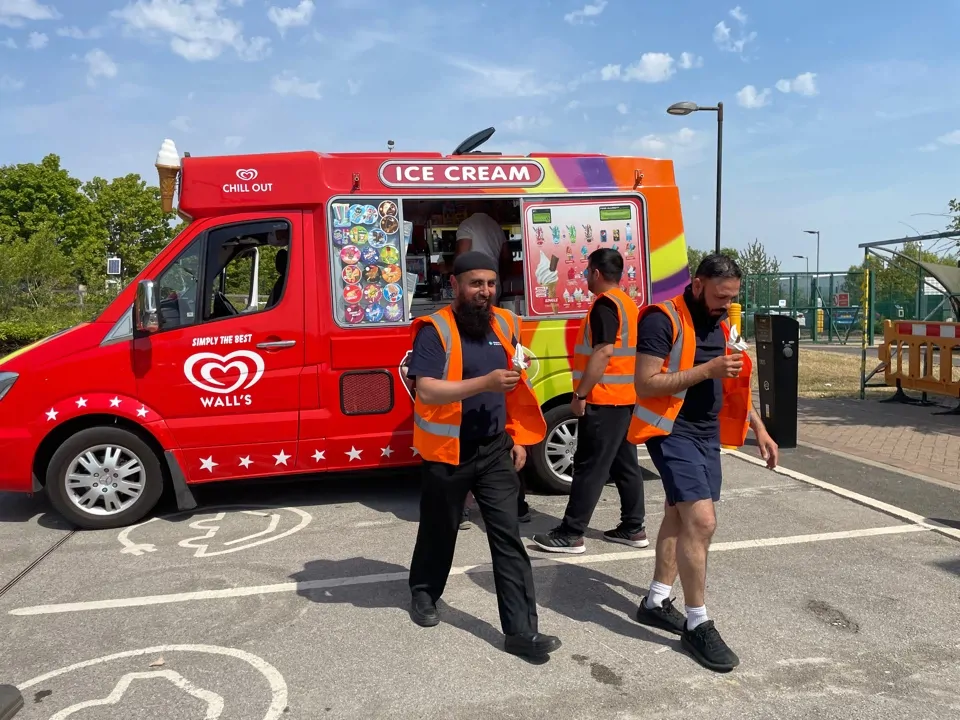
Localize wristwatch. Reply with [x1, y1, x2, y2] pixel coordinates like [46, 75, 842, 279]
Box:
[574, 392, 587, 401]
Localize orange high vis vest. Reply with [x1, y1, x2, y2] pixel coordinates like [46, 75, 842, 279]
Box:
[571, 287, 640, 405]
[627, 294, 753, 447]
[410, 305, 547, 465]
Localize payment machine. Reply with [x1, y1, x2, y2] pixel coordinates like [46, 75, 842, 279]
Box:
[754, 313, 800, 448]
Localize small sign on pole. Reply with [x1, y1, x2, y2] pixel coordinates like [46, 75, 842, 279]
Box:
[107, 257, 122, 276]
[835, 292, 850, 308]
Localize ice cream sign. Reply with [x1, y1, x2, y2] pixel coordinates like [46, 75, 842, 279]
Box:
[223, 168, 274, 194]
[379, 160, 545, 188]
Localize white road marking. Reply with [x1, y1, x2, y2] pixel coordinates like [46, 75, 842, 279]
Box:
[17, 644, 287, 720]
[10, 524, 927, 617]
[725, 449, 960, 542]
[117, 505, 312, 557]
[50, 670, 225, 720]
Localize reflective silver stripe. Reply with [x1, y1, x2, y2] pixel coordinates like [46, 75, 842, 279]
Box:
[632, 403, 674, 432]
[605, 292, 633, 351]
[414, 413, 460, 438]
[660, 301, 684, 374]
[493, 312, 511, 342]
[429, 312, 454, 380]
[576, 294, 635, 357]
[572, 371, 633, 384]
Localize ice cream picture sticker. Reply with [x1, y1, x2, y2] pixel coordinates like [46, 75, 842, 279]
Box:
[523, 199, 647, 315]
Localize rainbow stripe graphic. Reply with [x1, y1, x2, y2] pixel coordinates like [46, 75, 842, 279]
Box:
[485, 155, 690, 304]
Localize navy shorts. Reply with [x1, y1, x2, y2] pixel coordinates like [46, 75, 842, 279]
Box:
[646, 433, 723, 505]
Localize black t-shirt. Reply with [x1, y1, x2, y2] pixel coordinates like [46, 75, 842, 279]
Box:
[588, 296, 620, 347]
[406, 324, 508, 447]
[635, 288, 726, 439]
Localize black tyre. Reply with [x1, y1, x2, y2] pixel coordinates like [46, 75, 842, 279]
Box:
[530, 404, 579, 494]
[45, 426, 166, 530]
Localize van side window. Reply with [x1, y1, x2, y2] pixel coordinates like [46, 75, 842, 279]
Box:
[203, 221, 291, 321]
[157, 240, 201, 331]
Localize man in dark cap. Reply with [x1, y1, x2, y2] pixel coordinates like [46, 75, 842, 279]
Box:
[404, 251, 562, 660]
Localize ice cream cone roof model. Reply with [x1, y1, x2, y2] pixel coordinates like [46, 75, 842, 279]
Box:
[155, 139, 181, 214]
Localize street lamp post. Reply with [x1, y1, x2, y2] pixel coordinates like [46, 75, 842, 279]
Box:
[792, 254, 809, 275]
[667, 100, 724, 253]
[803, 230, 820, 303]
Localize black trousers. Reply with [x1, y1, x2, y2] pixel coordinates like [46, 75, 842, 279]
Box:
[560, 403, 646, 536]
[409, 432, 539, 636]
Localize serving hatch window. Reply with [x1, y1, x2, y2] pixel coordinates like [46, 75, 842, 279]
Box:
[329, 197, 413, 327]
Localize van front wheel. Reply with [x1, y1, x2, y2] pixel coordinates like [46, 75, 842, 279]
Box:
[529, 405, 579, 494]
[46, 427, 165, 530]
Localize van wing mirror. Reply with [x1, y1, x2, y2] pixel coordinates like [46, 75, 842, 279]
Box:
[134, 279, 160, 335]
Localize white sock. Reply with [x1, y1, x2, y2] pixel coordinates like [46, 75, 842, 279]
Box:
[685, 605, 709, 630]
[645, 580, 673, 609]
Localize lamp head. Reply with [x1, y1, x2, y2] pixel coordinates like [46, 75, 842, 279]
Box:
[667, 101, 698, 116]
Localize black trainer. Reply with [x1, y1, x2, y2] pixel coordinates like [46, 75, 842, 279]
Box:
[410, 591, 440, 627]
[532, 527, 585, 554]
[681, 620, 740, 672]
[635, 595, 686, 635]
[603, 524, 650, 548]
[504, 632, 562, 658]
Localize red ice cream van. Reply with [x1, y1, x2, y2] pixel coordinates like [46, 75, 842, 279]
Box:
[0, 129, 692, 529]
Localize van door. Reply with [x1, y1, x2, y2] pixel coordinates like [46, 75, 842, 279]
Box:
[134, 212, 305, 482]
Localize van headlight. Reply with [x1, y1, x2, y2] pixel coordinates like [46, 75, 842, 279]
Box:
[0, 372, 17, 401]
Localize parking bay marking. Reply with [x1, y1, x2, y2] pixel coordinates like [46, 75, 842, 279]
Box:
[17, 644, 288, 720]
[10, 524, 927, 617]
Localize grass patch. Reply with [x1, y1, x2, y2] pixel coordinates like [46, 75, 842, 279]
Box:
[744, 348, 890, 399]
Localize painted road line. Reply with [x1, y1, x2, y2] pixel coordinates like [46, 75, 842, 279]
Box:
[725, 449, 960, 542]
[9, 524, 928, 617]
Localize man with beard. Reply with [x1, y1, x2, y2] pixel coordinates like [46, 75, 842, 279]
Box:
[404, 251, 562, 660]
[629, 253, 778, 673]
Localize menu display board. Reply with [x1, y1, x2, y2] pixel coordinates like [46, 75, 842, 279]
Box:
[329, 198, 406, 326]
[523, 198, 647, 316]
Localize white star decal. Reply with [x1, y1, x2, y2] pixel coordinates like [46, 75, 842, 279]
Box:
[109, 397, 121, 408]
[410, 447, 420, 457]
[239, 456, 253, 469]
[346, 446, 362, 461]
[273, 450, 291, 466]
[312, 450, 325, 462]
[381, 445, 394, 458]
[75, 397, 87, 408]
[200, 456, 217, 472]
[45, 408, 58, 422]
[136, 405, 149, 418]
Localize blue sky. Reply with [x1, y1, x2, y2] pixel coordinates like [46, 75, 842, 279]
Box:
[1, 0, 958, 270]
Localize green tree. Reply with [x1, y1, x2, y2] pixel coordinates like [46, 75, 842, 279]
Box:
[0, 225, 74, 313]
[686, 245, 741, 278]
[79, 174, 179, 289]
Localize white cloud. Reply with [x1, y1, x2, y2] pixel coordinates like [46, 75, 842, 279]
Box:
[564, 0, 607, 25]
[633, 127, 704, 164]
[224, 135, 243, 148]
[0, 0, 60, 28]
[444, 57, 564, 98]
[565, 100, 581, 111]
[622, 52, 675, 83]
[1, 36, 15, 48]
[679, 52, 703, 69]
[170, 115, 191, 132]
[113, 0, 272, 62]
[729, 5, 747, 24]
[936, 130, 960, 146]
[776, 71, 818, 96]
[57, 26, 102, 39]
[713, 7, 756, 54]
[616, 102, 628, 115]
[0, 73, 25, 90]
[504, 115, 551, 133]
[26, 30, 46, 48]
[346, 78, 361, 95]
[267, 0, 314, 36]
[600, 63, 620, 80]
[736, 84, 771, 109]
[84, 47, 117, 86]
[271, 70, 321, 99]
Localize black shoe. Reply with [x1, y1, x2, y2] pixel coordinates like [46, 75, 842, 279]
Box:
[635, 595, 686, 635]
[459, 507, 470, 531]
[681, 620, 740, 672]
[410, 591, 439, 627]
[532, 527, 585, 554]
[504, 632, 562, 658]
[518, 506, 532, 523]
[603, 524, 650, 548]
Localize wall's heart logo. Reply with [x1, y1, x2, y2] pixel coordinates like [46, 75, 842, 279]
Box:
[184, 350, 265, 395]
[236, 168, 258, 181]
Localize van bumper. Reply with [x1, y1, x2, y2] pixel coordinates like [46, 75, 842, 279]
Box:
[0, 427, 36, 493]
